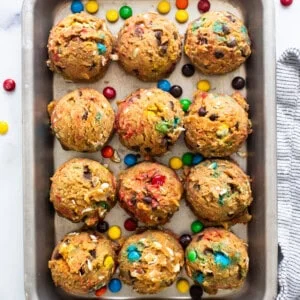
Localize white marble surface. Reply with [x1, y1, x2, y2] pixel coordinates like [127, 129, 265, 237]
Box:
[0, 0, 299, 299]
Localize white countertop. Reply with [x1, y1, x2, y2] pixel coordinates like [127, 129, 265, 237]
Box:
[0, 0, 299, 299]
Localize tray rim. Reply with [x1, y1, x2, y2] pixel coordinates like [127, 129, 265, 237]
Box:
[22, 0, 277, 299]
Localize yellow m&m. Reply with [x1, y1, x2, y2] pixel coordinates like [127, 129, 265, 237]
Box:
[176, 278, 190, 293]
[106, 9, 119, 23]
[108, 225, 121, 240]
[104, 255, 115, 268]
[169, 157, 183, 170]
[85, 1, 99, 14]
[175, 10, 189, 23]
[197, 80, 211, 92]
[157, 1, 171, 14]
[0, 121, 9, 135]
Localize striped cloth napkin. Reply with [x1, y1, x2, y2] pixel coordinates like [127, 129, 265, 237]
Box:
[277, 48, 300, 300]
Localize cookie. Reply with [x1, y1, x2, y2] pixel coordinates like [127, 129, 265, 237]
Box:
[118, 230, 184, 294]
[184, 11, 251, 74]
[116, 88, 184, 156]
[50, 158, 116, 226]
[48, 88, 114, 152]
[116, 13, 182, 81]
[184, 91, 252, 157]
[49, 231, 118, 295]
[186, 159, 252, 227]
[47, 13, 113, 82]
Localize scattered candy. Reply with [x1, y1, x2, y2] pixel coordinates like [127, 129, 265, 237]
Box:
[151, 174, 166, 186]
[176, 0, 189, 9]
[97, 43, 107, 54]
[197, 0, 210, 13]
[281, 0, 293, 6]
[182, 152, 193, 166]
[179, 234, 192, 248]
[128, 250, 141, 262]
[106, 9, 119, 23]
[190, 285, 204, 300]
[85, 0, 99, 14]
[108, 278, 122, 293]
[157, 0, 171, 14]
[124, 218, 138, 231]
[111, 150, 121, 163]
[169, 85, 183, 98]
[71, 0, 84, 13]
[101, 145, 114, 158]
[194, 272, 204, 284]
[180, 99, 192, 112]
[0, 121, 9, 135]
[157, 79, 171, 92]
[97, 220, 109, 233]
[104, 256, 115, 268]
[197, 80, 211, 92]
[191, 220, 204, 233]
[3, 79, 16, 92]
[175, 10, 189, 23]
[107, 225, 121, 240]
[124, 154, 138, 167]
[182, 64, 195, 77]
[95, 286, 107, 296]
[119, 5, 133, 20]
[232, 76, 246, 90]
[192, 154, 204, 165]
[187, 249, 197, 262]
[176, 278, 190, 293]
[103, 86, 116, 100]
[214, 252, 231, 268]
[198, 107, 207, 116]
[169, 157, 183, 170]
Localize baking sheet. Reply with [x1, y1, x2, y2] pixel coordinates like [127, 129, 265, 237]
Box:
[22, 0, 277, 299]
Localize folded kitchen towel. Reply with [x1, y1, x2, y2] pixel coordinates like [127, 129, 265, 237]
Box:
[277, 48, 300, 300]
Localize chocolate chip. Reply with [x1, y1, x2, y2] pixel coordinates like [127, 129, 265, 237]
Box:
[82, 110, 88, 120]
[204, 248, 214, 255]
[222, 24, 230, 34]
[159, 45, 168, 56]
[89, 62, 97, 71]
[145, 147, 152, 153]
[53, 250, 62, 260]
[209, 114, 218, 121]
[227, 38, 237, 48]
[198, 37, 208, 45]
[169, 101, 175, 110]
[133, 69, 139, 76]
[197, 233, 204, 241]
[143, 196, 152, 204]
[78, 90, 83, 96]
[132, 146, 140, 152]
[240, 49, 248, 58]
[79, 266, 85, 276]
[83, 165, 92, 180]
[235, 122, 240, 130]
[135, 26, 144, 37]
[89, 249, 96, 258]
[227, 14, 236, 23]
[198, 107, 207, 117]
[193, 184, 201, 191]
[130, 197, 137, 206]
[154, 30, 163, 45]
[214, 51, 224, 59]
[173, 32, 178, 40]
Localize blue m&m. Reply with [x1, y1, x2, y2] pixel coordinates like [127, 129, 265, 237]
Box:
[157, 79, 171, 92]
[108, 278, 122, 293]
[214, 252, 231, 268]
[71, 0, 84, 13]
[124, 154, 138, 167]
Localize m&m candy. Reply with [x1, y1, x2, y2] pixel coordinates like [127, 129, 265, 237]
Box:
[190, 285, 204, 300]
[157, 0, 171, 14]
[197, 80, 211, 92]
[108, 278, 122, 293]
[104, 256, 115, 268]
[106, 9, 119, 23]
[182, 64, 195, 77]
[187, 250, 197, 262]
[108, 225, 121, 240]
[176, 0, 189, 9]
[169, 85, 183, 98]
[0, 121, 9, 135]
[182, 152, 193, 166]
[157, 79, 171, 92]
[192, 154, 204, 165]
[179, 234, 192, 248]
[198, 0, 210, 13]
[103, 86, 116, 100]
[3, 79, 16, 91]
[180, 99, 191, 112]
[124, 154, 138, 167]
[95, 286, 107, 296]
[175, 10, 189, 23]
[191, 220, 204, 233]
[124, 218, 138, 231]
[281, 0, 293, 6]
[169, 157, 183, 170]
[119, 6, 132, 19]
[85, 0, 99, 14]
[71, 0, 84, 13]
[176, 278, 190, 293]
[232, 76, 246, 90]
[101, 145, 114, 158]
[214, 252, 231, 268]
[97, 220, 109, 233]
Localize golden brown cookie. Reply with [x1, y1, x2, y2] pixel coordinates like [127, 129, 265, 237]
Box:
[47, 13, 113, 82]
[184, 11, 251, 74]
[116, 13, 182, 81]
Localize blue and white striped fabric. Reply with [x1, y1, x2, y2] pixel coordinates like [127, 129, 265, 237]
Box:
[277, 48, 300, 300]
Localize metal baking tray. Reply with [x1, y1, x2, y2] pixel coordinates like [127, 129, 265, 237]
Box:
[22, 0, 277, 299]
